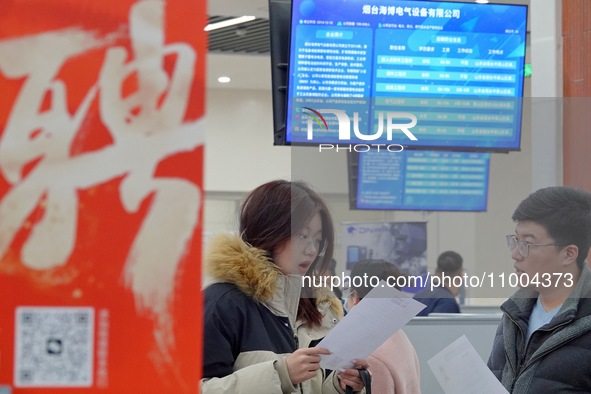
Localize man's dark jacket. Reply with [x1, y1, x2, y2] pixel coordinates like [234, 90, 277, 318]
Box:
[487, 266, 591, 393]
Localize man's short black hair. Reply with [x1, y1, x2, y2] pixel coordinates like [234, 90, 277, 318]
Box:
[512, 186, 591, 269]
[436, 251, 463, 274]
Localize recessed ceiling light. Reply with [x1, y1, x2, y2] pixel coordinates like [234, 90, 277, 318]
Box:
[475, 0, 489, 3]
[218, 76, 231, 84]
[205, 16, 256, 32]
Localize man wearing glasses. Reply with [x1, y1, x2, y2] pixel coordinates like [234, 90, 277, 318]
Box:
[488, 186, 591, 393]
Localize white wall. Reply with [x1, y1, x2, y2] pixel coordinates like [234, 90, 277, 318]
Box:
[529, 0, 563, 190]
[204, 89, 292, 192]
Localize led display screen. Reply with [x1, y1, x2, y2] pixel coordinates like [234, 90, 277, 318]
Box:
[285, 0, 528, 151]
[350, 149, 491, 211]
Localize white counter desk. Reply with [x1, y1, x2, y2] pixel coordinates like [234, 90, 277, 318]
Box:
[403, 313, 503, 394]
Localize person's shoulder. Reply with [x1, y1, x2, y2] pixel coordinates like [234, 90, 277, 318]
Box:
[376, 331, 414, 352]
[203, 283, 265, 329]
[204, 282, 255, 309]
[205, 281, 242, 297]
[413, 287, 436, 299]
[370, 332, 418, 372]
[413, 286, 438, 299]
[431, 296, 460, 313]
[415, 286, 454, 299]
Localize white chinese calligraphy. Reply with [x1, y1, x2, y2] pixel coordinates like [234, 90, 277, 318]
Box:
[0, 0, 203, 370]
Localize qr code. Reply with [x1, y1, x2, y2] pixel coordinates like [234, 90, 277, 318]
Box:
[14, 307, 94, 387]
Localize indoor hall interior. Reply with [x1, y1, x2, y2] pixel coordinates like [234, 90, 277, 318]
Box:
[203, 1, 590, 392]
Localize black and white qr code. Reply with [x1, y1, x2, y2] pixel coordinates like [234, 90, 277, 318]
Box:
[14, 307, 94, 387]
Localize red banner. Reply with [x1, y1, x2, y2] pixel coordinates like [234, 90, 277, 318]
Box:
[0, 1, 205, 392]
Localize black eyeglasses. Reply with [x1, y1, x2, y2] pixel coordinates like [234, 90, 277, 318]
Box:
[505, 235, 566, 258]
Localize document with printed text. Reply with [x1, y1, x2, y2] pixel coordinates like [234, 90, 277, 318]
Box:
[428, 335, 509, 394]
[316, 282, 426, 370]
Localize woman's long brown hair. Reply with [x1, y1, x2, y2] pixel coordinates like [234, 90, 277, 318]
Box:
[239, 180, 334, 327]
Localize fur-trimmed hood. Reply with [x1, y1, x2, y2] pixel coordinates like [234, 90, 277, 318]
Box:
[205, 233, 343, 319]
[205, 233, 281, 302]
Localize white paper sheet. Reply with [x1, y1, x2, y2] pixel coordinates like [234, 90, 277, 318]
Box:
[428, 335, 509, 394]
[316, 281, 426, 370]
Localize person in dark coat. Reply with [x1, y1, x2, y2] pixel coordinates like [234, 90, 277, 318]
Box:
[487, 186, 591, 393]
[413, 251, 463, 316]
[202, 180, 368, 394]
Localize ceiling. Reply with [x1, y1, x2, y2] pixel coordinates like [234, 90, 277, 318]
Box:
[205, 0, 530, 91]
[206, 0, 273, 91]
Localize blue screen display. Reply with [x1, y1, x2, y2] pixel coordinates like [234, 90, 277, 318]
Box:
[286, 0, 528, 150]
[355, 150, 491, 211]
